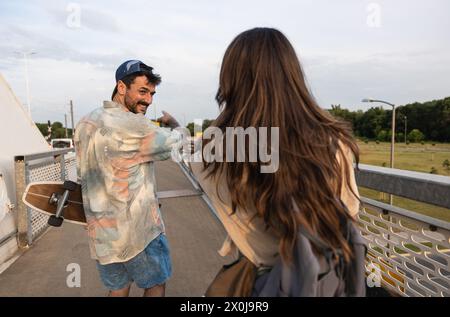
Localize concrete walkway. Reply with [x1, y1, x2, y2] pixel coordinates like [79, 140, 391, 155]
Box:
[0, 161, 231, 296]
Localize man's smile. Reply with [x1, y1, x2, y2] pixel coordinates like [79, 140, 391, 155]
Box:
[137, 104, 149, 114]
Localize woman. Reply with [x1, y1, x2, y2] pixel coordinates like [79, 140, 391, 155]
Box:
[189, 27, 361, 295]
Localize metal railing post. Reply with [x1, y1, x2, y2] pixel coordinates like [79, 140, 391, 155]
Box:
[14, 158, 30, 249]
[60, 154, 66, 180]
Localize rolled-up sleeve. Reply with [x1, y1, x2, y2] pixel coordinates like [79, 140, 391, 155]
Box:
[102, 120, 182, 170]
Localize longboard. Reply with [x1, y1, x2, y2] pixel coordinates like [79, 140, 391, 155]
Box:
[22, 181, 203, 227]
[22, 181, 86, 226]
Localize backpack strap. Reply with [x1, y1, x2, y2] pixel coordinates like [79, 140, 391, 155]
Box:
[297, 226, 342, 279]
[298, 226, 344, 256]
[298, 226, 332, 252]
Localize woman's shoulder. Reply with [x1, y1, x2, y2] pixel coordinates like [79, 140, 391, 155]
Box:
[335, 138, 357, 163]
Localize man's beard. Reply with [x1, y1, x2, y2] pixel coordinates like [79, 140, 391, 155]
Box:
[125, 95, 149, 115]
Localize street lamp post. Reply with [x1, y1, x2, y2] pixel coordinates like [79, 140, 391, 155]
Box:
[15, 51, 36, 119]
[362, 98, 396, 205]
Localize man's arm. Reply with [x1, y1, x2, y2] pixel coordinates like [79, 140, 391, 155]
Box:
[102, 112, 183, 169]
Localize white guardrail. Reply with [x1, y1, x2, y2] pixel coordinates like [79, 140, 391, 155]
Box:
[356, 164, 450, 297]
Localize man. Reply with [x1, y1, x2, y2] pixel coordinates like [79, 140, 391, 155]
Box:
[74, 60, 180, 297]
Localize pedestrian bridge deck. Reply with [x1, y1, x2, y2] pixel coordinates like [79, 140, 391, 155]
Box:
[0, 161, 231, 296]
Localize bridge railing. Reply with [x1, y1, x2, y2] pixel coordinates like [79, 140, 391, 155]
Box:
[356, 164, 450, 297]
[14, 148, 76, 248]
[12, 147, 449, 297]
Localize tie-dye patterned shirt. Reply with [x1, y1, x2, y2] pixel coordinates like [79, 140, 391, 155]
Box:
[74, 101, 181, 265]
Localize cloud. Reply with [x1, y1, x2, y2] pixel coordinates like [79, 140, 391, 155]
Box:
[0, 0, 449, 126]
[302, 49, 450, 110]
[45, 4, 121, 33]
[0, 23, 140, 71]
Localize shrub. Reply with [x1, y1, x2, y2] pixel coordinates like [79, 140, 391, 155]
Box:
[407, 129, 425, 143]
[443, 159, 450, 171]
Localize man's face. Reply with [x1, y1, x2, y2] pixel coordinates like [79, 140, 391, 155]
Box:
[123, 76, 156, 115]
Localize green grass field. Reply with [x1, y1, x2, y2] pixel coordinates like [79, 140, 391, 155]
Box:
[357, 141, 450, 222]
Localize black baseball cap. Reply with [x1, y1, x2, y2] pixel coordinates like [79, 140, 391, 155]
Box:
[115, 60, 154, 82]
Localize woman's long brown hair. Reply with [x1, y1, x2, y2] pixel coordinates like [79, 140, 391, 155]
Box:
[203, 27, 360, 263]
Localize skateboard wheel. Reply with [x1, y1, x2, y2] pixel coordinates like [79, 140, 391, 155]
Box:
[48, 215, 64, 227]
[63, 180, 78, 191]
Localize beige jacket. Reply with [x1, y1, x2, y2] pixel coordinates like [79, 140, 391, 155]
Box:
[190, 142, 360, 267]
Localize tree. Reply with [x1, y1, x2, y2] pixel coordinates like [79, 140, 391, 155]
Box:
[407, 129, 425, 143]
[202, 119, 214, 131]
[376, 130, 389, 142]
[186, 122, 194, 136]
[186, 119, 215, 137]
[329, 104, 356, 126]
[354, 107, 388, 140]
[51, 121, 63, 131]
[54, 128, 67, 138]
[396, 132, 404, 143]
[443, 159, 450, 172]
[326, 96, 450, 142]
[34, 121, 73, 139]
[35, 123, 48, 137]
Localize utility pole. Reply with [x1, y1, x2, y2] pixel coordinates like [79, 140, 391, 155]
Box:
[391, 106, 396, 173]
[64, 114, 68, 138]
[404, 115, 407, 144]
[70, 100, 75, 139]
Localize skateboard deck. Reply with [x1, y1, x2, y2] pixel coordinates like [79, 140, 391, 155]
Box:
[22, 181, 202, 227]
[22, 181, 86, 226]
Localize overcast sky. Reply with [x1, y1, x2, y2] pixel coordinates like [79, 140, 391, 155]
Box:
[0, 0, 449, 126]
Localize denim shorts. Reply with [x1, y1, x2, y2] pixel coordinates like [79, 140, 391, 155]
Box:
[96, 234, 172, 290]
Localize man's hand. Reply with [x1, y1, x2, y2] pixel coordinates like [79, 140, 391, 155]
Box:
[157, 111, 180, 129]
